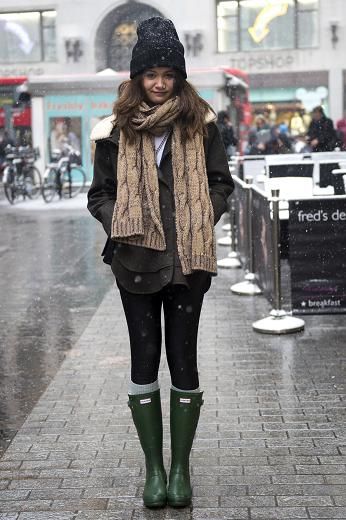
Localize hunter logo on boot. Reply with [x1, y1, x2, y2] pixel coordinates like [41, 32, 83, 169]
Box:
[140, 398, 152, 404]
[180, 398, 191, 404]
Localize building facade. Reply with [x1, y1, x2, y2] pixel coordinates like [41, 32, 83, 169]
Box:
[1, 0, 345, 175]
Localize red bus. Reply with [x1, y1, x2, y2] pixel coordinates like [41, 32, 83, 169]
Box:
[222, 68, 252, 154]
[189, 67, 251, 154]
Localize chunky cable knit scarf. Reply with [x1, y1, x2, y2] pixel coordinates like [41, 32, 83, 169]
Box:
[111, 97, 217, 275]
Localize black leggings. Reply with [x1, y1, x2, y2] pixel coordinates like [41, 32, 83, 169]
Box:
[117, 282, 206, 390]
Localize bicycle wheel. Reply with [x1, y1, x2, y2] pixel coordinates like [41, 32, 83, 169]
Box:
[25, 166, 42, 199]
[41, 168, 58, 203]
[62, 165, 86, 198]
[3, 167, 17, 204]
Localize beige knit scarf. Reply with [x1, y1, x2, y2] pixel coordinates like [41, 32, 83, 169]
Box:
[111, 97, 217, 275]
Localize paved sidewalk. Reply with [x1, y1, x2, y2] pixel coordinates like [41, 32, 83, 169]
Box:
[1, 245, 346, 519]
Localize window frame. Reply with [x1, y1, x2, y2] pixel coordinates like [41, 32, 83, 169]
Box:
[296, 0, 319, 49]
[215, 0, 319, 53]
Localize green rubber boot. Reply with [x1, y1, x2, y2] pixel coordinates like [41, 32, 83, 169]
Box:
[128, 390, 167, 508]
[167, 389, 204, 507]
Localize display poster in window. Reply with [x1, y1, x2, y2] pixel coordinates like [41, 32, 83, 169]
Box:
[49, 117, 82, 162]
[288, 199, 346, 314]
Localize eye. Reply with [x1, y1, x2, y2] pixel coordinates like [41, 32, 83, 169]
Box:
[143, 71, 156, 80]
[165, 73, 176, 80]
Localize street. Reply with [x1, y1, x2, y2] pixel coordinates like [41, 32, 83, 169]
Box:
[0, 192, 113, 456]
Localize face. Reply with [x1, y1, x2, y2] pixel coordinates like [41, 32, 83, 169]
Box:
[312, 110, 322, 121]
[141, 67, 176, 106]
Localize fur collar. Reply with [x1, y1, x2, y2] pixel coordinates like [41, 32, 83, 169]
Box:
[90, 109, 216, 142]
[90, 114, 116, 141]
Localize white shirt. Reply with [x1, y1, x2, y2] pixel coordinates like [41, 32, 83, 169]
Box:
[154, 132, 169, 167]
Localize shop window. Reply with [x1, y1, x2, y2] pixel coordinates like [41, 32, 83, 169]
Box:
[216, 0, 319, 52]
[0, 10, 57, 63]
[217, 1, 238, 52]
[42, 11, 57, 62]
[297, 0, 319, 48]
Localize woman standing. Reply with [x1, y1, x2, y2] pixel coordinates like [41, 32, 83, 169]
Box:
[88, 17, 234, 508]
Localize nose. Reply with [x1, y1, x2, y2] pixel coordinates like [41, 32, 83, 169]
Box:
[156, 76, 166, 89]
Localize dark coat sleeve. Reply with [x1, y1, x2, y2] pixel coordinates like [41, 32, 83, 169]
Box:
[87, 139, 118, 264]
[205, 122, 234, 224]
[87, 139, 117, 236]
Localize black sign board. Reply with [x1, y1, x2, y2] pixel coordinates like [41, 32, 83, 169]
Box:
[289, 199, 346, 314]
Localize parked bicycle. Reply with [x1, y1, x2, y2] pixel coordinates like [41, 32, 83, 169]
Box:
[2, 145, 42, 205]
[41, 144, 86, 203]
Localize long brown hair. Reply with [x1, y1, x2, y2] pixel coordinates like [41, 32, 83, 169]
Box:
[113, 71, 212, 142]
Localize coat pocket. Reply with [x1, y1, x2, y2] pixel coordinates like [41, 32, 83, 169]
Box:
[101, 236, 115, 265]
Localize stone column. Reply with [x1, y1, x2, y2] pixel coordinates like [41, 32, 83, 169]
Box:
[329, 67, 343, 123]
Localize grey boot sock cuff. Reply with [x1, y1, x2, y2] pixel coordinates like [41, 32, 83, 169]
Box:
[128, 379, 159, 395]
[171, 384, 201, 394]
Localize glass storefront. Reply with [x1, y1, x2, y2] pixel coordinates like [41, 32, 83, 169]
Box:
[249, 85, 329, 134]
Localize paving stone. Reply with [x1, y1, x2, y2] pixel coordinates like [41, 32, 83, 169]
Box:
[191, 508, 249, 519]
[271, 474, 325, 484]
[334, 496, 346, 506]
[0, 490, 30, 501]
[83, 486, 137, 498]
[221, 495, 275, 507]
[132, 509, 191, 519]
[51, 498, 109, 511]
[276, 495, 333, 506]
[308, 507, 346, 518]
[301, 484, 346, 495]
[18, 514, 75, 520]
[250, 507, 308, 519]
[0, 500, 52, 513]
[28, 488, 84, 500]
[77, 513, 133, 520]
[324, 474, 346, 484]
[9, 479, 63, 491]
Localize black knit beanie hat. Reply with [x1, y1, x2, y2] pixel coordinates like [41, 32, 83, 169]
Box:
[130, 17, 187, 79]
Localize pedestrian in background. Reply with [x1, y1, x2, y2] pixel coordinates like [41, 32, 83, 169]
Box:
[336, 110, 346, 150]
[216, 110, 238, 158]
[290, 110, 306, 137]
[88, 16, 233, 509]
[306, 105, 337, 152]
[246, 114, 271, 154]
[265, 128, 293, 154]
[0, 129, 15, 170]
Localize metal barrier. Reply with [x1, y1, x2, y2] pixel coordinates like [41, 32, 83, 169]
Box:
[230, 176, 262, 296]
[217, 196, 241, 269]
[252, 189, 305, 334]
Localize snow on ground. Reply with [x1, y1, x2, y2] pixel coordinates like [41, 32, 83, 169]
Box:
[0, 191, 88, 211]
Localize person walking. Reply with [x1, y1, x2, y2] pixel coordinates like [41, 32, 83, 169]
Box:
[216, 110, 238, 158]
[336, 110, 346, 150]
[87, 17, 234, 509]
[306, 105, 337, 152]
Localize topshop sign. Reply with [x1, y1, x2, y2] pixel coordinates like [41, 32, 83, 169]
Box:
[229, 53, 294, 71]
